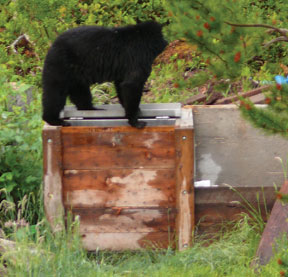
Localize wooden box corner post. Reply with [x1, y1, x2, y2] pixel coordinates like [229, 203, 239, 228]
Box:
[175, 109, 195, 251]
[42, 125, 65, 232]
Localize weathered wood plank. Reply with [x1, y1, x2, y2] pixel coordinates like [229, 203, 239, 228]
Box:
[63, 169, 176, 207]
[42, 125, 64, 232]
[195, 186, 276, 235]
[70, 208, 176, 233]
[196, 203, 270, 224]
[81, 232, 175, 250]
[215, 85, 271, 104]
[175, 109, 194, 251]
[183, 93, 207, 105]
[195, 186, 276, 205]
[253, 181, 288, 267]
[61, 127, 175, 169]
[192, 105, 288, 187]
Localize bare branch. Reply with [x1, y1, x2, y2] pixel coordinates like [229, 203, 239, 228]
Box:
[10, 34, 31, 54]
[264, 36, 288, 47]
[9, 34, 40, 61]
[224, 22, 288, 37]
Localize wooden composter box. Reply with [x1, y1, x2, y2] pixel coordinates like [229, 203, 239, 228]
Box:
[43, 104, 194, 251]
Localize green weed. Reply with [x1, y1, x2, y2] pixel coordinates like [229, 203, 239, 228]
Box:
[0, 215, 263, 277]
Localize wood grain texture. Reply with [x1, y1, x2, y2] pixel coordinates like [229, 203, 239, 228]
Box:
[70, 207, 176, 233]
[61, 127, 175, 169]
[42, 125, 64, 231]
[81, 232, 175, 250]
[192, 105, 288, 188]
[252, 181, 288, 267]
[195, 186, 276, 205]
[63, 169, 176, 207]
[175, 126, 194, 251]
[195, 186, 276, 235]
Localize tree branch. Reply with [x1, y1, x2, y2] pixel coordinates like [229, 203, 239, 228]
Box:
[224, 22, 288, 37]
[264, 36, 288, 47]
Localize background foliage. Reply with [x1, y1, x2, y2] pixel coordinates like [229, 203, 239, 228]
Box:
[0, 0, 288, 275]
[168, 0, 288, 80]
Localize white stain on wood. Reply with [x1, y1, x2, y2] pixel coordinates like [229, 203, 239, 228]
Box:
[79, 209, 162, 233]
[64, 170, 79, 175]
[82, 233, 146, 250]
[198, 153, 222, 187]
[143, 133, 160, 148]
[65, 169, 167, 207]
[176, 108, 193, 128]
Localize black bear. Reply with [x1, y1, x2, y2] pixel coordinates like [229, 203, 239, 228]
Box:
[42, 21, 167, 128]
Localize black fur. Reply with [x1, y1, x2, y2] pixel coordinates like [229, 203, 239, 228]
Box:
[42, 21, 167, 128]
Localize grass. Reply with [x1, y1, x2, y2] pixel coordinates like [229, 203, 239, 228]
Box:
[0, 214, 284, 277]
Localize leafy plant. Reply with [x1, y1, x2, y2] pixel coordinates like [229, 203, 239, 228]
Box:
[0, 69, 43, 224]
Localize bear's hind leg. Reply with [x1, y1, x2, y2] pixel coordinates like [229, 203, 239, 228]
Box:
[68, 83, 96, 110]
[118, 80, 146, 129]
[42, 84, 68, 126]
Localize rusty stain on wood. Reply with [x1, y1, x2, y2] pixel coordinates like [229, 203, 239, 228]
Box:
[175, 109, 194, 251]
[61, 127, 175, 169]
[42, 125, 64, 232]
[63, 169, 176, 207]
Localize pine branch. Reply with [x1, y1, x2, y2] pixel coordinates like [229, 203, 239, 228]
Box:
[188, 37, 228, 66]
[241, 105, 288, 136]
[224, 22, 288, 47]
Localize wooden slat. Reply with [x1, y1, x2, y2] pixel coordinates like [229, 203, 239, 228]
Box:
[252, 181, 288, 267]
[70, 208, 176, 233]
[183, 93, 207, 105]
[215, 85, 271, 104]
[195, 186, 276, 235]
[61, 127, 175, 169]
[81, 232, 175, 251]
[175, 109, 194, 251]
[195, 186, 276, 205]
[196, 203, 270, 224]
[63, 169, 176, 208]
[42, 125, 65, 232]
